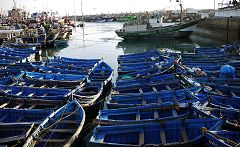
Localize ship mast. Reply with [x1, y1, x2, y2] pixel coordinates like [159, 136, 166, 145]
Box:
[81, 0, 84, 22]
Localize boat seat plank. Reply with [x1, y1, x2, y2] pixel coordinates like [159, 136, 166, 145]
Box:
[160, 128, 166, 144]
[139, 131, 144, 145]
[181, 127, 189, 143]
[172, 110, 178, 117]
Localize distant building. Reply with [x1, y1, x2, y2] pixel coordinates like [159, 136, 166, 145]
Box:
[8, 8, 29, 23]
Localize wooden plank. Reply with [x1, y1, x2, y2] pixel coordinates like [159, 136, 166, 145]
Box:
[139, 88, 143, 94]
[139, 131, 144, 145]
[172, 110, 178, 117]
[181, 127, 189, 143]
[160, 129, 166, 144]
[154, 111, 159, 119]
[152, 86, 158, 92]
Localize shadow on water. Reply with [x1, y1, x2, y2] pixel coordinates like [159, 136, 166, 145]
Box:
[116, 34, 225, 55]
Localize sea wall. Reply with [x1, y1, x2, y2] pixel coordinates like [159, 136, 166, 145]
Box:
[193, 17, 240, 43]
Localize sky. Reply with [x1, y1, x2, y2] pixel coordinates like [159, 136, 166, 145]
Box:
[0, 0, 226, 16]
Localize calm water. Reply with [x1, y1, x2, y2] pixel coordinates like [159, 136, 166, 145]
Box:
[41, 22, 225, 80]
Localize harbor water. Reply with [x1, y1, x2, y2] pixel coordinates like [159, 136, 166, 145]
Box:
[41, 22, 225, 81]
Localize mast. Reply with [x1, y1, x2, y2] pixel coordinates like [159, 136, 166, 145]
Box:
[178, 0, 183, 22]
[81, 0, 84, 22]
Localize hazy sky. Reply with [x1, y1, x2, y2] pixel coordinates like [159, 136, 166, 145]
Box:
[1, 0, 225, 15]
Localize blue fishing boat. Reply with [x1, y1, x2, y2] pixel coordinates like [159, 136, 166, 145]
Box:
[17, 71, 87, 87]
[0, 85, 71, 100]
[89, 118, 222, 146]
[0, 96, 65, 109]
[89, 61, 113, 86]
[23, 100, 85, 147]
[203, 130, 240, 147]
[107, 87, 205, 109]
[96, 103, 190, 125]
[74, 82, 103, 107]
[116, 74, 176, 87]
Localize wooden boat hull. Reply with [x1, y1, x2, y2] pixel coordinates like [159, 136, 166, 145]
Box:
[89, 118, 222, 147]
[23, 100, 85, 147]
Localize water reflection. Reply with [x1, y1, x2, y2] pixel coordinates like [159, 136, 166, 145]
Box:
[117, 35, 224, 54]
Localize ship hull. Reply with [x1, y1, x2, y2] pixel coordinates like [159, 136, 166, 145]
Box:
[115, 20, 201, 40]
